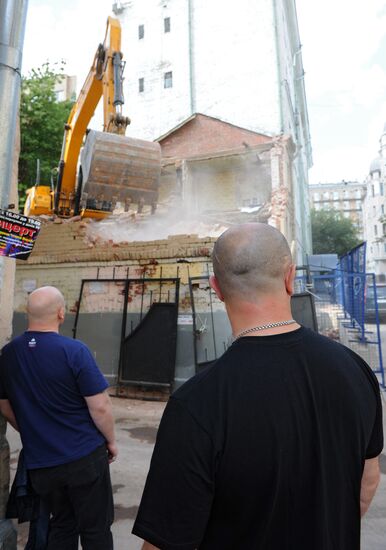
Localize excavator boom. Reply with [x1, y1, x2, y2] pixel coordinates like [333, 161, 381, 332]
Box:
[25, 17, 160, 219]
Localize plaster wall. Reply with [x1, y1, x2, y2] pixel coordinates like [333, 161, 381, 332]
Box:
[117, 0, 280, 140]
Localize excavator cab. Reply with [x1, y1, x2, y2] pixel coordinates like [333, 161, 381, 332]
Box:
[24, 17, 161, 219]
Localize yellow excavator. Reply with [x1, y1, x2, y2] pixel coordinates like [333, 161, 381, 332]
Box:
[24, 17, 161, 220]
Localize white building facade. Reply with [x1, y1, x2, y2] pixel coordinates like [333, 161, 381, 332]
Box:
[364, 125, 386, 281]
[112, 0, 312, 260]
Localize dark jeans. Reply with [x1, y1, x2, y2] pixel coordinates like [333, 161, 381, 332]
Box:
[25, 499, 50, 550]
[29, 445, 114, 550]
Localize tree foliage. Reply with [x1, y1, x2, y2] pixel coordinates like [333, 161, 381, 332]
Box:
[19, 63, 74, 207]
[311, 208, 362, 257]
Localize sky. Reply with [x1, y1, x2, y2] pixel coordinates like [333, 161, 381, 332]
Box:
[21, 0, 386, 185]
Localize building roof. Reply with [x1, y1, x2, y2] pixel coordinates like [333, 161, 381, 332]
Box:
[156, 113, 272, 143]
[156, 113, 273, 161]
[309, 180, 365, 190]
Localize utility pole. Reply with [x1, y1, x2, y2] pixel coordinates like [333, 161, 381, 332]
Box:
[0, 0, 28, 210]
[0, 1, 28, 547]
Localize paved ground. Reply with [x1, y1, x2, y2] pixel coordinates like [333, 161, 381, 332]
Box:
[7, 390, 386, 550]
[8, 397, 166, 550]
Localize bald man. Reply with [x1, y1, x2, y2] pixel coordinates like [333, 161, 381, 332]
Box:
[133, 223, 383, 550]
[0, 286, 116, 550]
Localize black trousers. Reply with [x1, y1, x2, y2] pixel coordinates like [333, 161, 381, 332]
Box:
[29, 445, 114, 550]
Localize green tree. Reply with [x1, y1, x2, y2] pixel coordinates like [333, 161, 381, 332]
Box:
[311, 208, 362, 257]
[19, 62, 74, 208]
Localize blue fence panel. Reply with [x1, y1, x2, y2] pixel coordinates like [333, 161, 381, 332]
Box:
[309, 271, 384, 388]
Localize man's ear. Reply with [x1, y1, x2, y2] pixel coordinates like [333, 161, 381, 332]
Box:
[284, 264, 296, 296]
[58, 306, 65, 323]
[209, 275, 224, 302]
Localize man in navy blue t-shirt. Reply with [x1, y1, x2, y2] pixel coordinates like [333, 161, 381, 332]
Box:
[0, 286, 117, 550]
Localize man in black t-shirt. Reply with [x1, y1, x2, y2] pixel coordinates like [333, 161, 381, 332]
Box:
[133, 223, 383, 550]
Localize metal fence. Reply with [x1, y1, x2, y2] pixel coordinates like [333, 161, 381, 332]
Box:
[296, 268, 385, 388]
[72, 277, 180, 387]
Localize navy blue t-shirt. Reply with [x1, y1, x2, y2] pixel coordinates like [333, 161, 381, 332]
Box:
[0, 331, 109, 469]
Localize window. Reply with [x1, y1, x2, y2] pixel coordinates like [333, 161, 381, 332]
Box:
[356, 200, 361, 209]
[384, 243, 386, 253]
[372, 184, 375, 197]
[164, 17, 171, 33]
[383, 223, 386, 236]
[382, 205, 385, 215]
[138, 24, 144, 39]
[164, 71, 173, 88]
[381, 181, 384, 196]
[356, 189, 362, 199]
[373, 206, 377, 216]
[344, 212, 350, 218]
[313, 192, 319, 201]
[55, 90, 65, 101]
[374, 225, 378, 236]
[343, 201, 349, 209]
[138, 77, 144, 93]
[333, 191, 339, 200]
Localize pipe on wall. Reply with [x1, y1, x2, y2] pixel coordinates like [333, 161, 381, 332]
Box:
[188, 0, 196, 115]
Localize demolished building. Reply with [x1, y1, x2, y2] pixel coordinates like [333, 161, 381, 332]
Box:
[14, 114, 305, 395]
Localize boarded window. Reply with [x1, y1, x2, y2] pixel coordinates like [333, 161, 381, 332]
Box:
[164, 17, 171, 32]
[164, 71, 173, 88]
[138, 24, 144, 39]
[138, 78, 144, 93]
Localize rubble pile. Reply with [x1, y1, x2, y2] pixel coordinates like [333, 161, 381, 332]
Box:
[83, 210, 228, 247]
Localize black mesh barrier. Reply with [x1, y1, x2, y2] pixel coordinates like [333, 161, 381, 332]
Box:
[119, 302, 178, 387]
[73, 277, 179, 389]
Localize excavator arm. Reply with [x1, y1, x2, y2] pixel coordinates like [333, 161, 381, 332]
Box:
[25, 17, 160, 219]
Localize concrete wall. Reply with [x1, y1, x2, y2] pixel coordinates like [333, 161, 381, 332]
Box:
[14, 222, 224, 388]
[116, 0, 280, 140]
[274, 0, 312, 261]
[115, 0, 192, 141]
[0, 115, 19, 546]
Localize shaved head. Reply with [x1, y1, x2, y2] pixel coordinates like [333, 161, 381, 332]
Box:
[27, 286, 65, 326]
[212, 223, 292, 301]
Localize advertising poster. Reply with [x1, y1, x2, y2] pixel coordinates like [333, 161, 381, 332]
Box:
[0, 209, 41, 260]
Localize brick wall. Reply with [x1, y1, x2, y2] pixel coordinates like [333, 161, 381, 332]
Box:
[159, 114, 271, 160]
[15, 221, 216, 314]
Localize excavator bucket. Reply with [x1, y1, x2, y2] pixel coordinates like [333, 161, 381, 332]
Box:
[80, 130, 161, 212]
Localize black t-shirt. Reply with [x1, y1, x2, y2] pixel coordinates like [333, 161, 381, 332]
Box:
[133, 327, 383, 550]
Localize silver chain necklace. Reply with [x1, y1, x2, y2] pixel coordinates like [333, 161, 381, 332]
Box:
[233, 319, 297, 341]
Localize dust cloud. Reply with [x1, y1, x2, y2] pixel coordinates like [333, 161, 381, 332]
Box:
[85, 207, 228, 245]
